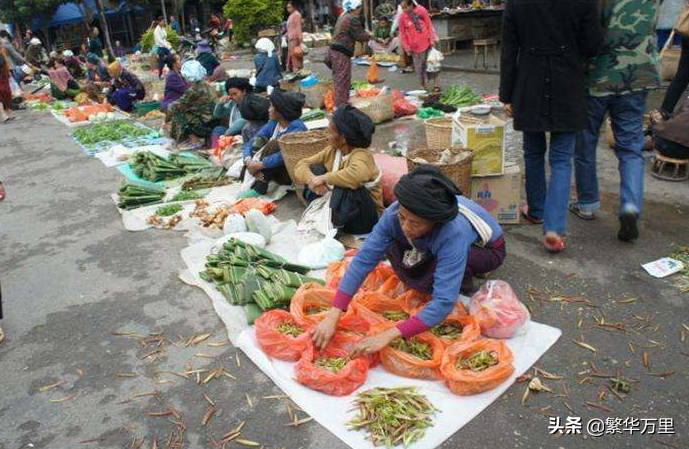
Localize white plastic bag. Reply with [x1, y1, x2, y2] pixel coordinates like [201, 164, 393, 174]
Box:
[297, 230, 345, 269]
[427, 48, 444, 73]
[245, 209, 273, 243]
[297, 191, 334, 236]
[223, 213, 247, 235]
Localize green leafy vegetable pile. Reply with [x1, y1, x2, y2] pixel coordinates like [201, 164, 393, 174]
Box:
[439, 85, 481, 108]
[72, 121, 153, 146]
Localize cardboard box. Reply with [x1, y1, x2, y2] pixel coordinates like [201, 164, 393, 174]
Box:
[471, 164, 521, 224]
[451, 114, 506, 177]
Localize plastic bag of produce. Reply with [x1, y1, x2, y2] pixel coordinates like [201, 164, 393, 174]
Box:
[377, 274, 408, 299]
[430, 314, 481, 347]
[223, 213, 247, 234]
[290, 283, 369, 332]
[297, 229, 346, 269]
[373, 323, 444, 380]
[440, 339, 514, 395]
[373, 153, 407, 206]
[231, 198, 276, 216]
[353, 291, 415, 325]
[255, 310, 312, 361]
[392, 90, 418, 117]
[295, 342, 368, 396]
[361, 264, 395, 291]
[469, 280, 530, 339]
[245, 209, 273, 243]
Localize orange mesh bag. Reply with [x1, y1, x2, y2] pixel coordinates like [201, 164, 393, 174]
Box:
[290, 284, 369, 332]
[440, 339, 515, 395]
[469, 281, 530, 339]
[373, 323, 444, 380]
[430, 314, 481, 348]
[295, 342, 368, 396]
[377, 274, 409, 299]
[353, 291, 415, 325]
[254, 310, 312, 361]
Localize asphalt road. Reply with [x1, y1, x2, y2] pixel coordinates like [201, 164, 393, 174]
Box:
[0, 62, 687, 449]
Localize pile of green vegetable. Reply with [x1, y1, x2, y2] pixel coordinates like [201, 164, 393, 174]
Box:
[431, 322, 464, 339]
[439, 85, 481, 108]
[199, 239, 323, 323]
[169, 190, 203, 202]
[117, 180, 166, 210]
[382, 311, 409, 322]
[129, 152, 213, 182]
[139, 25, 180, 53]
[155, 204, 183, 217]
[301, 109, 327, 122]
[73, 121, 154, 146]
[181, 167, 230, 190]
[348, 387, 438, 448]
[389, 338, 432, 360]
[315, 357, 348, 374]
[277, 322, 305, 337]
[456, 350, 498, 372]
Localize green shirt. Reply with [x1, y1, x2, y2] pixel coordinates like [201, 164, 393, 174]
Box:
[587, 0, 660, 97]
[374, 23, 392, 40]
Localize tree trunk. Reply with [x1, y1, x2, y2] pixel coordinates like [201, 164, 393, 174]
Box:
[93, 0, 115, 60]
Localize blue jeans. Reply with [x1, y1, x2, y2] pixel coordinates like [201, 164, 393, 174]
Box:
[573, 93, 647, 217]
[523, 132, 576, 235]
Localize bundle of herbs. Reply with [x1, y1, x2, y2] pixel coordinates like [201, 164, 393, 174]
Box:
[348, 387, 438, 448]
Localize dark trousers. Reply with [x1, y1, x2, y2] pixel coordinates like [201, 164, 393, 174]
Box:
[157, 47, 171, 78]
[461, 238, 507, 294]
[661, 36, 689, 115]
[655, 136, 689, 160]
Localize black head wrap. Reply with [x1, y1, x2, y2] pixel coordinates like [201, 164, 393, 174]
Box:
[225, 77, 253, 94]
[393, 165, 460, 224]
[239, 93, 270, 122]
[270, 89, 305, 122]
[333, 104, 375, 148]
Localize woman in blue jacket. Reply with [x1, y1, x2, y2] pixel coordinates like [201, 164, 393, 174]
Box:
[311, 166, 506, 355]
[254, 38, 282, 93]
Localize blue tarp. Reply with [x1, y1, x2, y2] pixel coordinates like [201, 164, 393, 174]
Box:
[33, 1, 146, 29]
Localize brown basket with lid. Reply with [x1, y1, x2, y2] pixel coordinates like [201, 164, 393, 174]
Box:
[424, 116, 453, 151]
[278, 129, 330, 183]
[406, 148, 474, 197]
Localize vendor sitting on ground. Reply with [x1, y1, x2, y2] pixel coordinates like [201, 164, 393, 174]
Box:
[86, 53, 110, 84]
[211, 77, 252, 148]
[368, 16, 400, 54]
[311, 166, 506, 353]
[653, 101, 689, 162]
[294, 105, 383, 234]
[11, 64, 33, 88]
[161, 54, 188, 111]
[242, 89, 308, 195]
[168, 60, 219, 149]
[238, 93, 271, 150]
[106, 60, 145, 112]
[62, 50, 84, 79]
[196, 40, 220, 77]
[47, 58, 81, 100]
[254, 37, 282, 93]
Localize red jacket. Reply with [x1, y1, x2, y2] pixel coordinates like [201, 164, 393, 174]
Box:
[399, 5, 436, 53]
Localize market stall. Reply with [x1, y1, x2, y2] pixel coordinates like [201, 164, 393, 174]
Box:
[431, 7, 503, 48]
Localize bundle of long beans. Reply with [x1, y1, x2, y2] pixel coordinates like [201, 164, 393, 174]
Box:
[348, 387, 438, 448]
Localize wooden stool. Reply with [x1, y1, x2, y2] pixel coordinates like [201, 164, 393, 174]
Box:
[436, 37, 457, 55]
[473, 38, 498, 69]
[651, 154, 689, 182]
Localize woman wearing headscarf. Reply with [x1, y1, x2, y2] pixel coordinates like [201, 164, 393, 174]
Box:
[161, 54, 188, 111]
[254, 38, 282, 93]
[238, 93, 271, 150]
[311, 166, 506, 353]
[62, 50, 84, 79]
[242, 89, 308, 195]
[168, 60, 219, 147]
[328, 0, 372, 106]
[196, 40, 220, 76]
[47, 58, 81, 100]
[294, 104, 383, 234]
[86, 53, 110, 84]
[106, 60, 145, 111]
[210, 77, 252, 148]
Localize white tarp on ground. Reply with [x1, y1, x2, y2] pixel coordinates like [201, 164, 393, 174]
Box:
[237, 321, 561, 449]
[95, 143, 171, 168]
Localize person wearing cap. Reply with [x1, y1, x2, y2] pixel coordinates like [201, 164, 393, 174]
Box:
[86, 53, 110, 84]
[106, 60, 145, 111]
[328, 0, 372, 106]
[311, 165, 506, 354]
[25, 37, 46, 68]
[254, 38, 282, 93]
[61, 50, 84, 79]
[294, 105, 383, 234]
[242, 89, 308, 195]
[211, 77, 252, 148]
[161, 53, 188, 111]
[168, 60, 219, 147]
[196, 40, 219, 76]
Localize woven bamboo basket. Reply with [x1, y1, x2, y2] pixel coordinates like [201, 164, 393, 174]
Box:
[350, 93, 395, 124]
[278, 129, 330, 183]
[424, 116, 453, 150]
[406, 148, 474, 197]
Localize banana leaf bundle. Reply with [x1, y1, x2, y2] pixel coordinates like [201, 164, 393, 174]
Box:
[253, 283, 297, 311]
[117, 180, 166, 210]
[168, 153, 213, 173]
[130, 151, 186, 181]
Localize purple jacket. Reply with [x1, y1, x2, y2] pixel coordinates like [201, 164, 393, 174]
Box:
[162, 70, 188, 110]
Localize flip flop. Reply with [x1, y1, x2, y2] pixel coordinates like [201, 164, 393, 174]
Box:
[544, 234, 565, 253]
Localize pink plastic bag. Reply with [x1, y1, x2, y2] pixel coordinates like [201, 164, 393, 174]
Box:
[373, 153, 408, 206]
[468, 280, 530, 339]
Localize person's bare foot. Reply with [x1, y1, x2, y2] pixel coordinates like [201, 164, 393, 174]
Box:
[0, 181, 5, 201]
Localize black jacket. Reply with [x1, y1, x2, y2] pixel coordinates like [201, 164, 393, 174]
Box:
[499, 0, 603, 132]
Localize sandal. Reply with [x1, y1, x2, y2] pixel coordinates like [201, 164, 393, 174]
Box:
[544, 234, 565, 253]
[569, 204, 595, 221]
[521, 205, 543, 224]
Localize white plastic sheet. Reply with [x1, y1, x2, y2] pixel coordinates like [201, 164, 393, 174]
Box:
[237, 320, 561, 449]
[95, 143, 171, 168]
